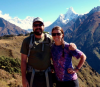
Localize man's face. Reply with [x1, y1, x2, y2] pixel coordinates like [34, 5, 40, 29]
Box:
[33, 21, 44, 35]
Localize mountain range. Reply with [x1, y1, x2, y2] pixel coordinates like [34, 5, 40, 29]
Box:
[64, 11, 100, 73]
[0, 17, 28, 36]
[44, 7, 79, 33]
[44, 6, 100, 33]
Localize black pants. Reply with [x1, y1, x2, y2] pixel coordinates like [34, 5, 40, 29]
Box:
[26, 72, 53, 87]
[56, 79, 79, 87]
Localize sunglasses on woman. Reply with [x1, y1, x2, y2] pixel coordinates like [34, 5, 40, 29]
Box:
[52, 33, 61, 36]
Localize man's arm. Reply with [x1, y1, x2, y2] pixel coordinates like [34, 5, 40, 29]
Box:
[21, 53, 29, 87]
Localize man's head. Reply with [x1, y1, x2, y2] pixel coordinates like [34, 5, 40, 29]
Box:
[32, 17, 44, 35]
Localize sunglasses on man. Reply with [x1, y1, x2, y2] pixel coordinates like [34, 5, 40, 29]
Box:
[52, 33, 61, 36]
[33, 23, 43, 27]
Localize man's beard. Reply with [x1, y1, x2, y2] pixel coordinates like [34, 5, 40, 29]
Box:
[34, 28, 43, 35]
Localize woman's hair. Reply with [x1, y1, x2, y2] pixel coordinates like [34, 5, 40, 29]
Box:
[52, 26, 65, 57]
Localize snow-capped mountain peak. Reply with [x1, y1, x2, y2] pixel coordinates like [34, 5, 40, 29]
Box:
[64, 7, 79, 21]
[66, 7, 77, 14]
[56, 7, 79, 25]
[44, 7, 79, 32]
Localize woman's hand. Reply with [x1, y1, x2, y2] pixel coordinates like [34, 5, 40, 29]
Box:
[69, 43, 77, 50]
[67, 68, 78, 74]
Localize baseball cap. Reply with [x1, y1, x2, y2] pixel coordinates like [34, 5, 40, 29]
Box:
[33, 17, 44, 25]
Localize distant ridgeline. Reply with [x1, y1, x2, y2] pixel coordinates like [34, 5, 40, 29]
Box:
[0, 33, 30, 40]
[0, 17, 28, 36]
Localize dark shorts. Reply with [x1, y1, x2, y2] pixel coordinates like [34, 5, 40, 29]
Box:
[56, 79, 79, 87]
[26, 72, 53, 87]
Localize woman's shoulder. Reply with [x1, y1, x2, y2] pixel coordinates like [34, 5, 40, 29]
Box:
[64, 41, 70, 47]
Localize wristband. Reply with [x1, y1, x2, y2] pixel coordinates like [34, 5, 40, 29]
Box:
[76, 66, 80, 70]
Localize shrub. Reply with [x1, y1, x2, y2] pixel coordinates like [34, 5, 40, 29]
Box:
[0, 34, 16, 40]
[0, 56, 21, 74]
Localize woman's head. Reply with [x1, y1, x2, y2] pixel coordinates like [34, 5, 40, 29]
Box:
[52, 26, 65, 57]
[51, 26, 64, 37]
[51, 26, 64, 45]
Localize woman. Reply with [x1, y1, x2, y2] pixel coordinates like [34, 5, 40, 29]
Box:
[51, 26, 86, 87]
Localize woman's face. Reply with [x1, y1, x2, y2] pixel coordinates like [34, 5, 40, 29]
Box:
[52, 29, 64, 44]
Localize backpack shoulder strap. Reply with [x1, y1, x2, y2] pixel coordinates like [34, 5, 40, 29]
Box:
[28, 34, 34, 57]
[28, 33, 52, 56]
[44, 33, 52, 47]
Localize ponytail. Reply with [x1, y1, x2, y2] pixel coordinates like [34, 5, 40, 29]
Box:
[61, 38, 65, 57]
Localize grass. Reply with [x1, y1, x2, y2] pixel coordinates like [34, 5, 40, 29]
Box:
[0, 36, 28, 59]
[0, 69, 22, 87]
[72, 57, 100, 87]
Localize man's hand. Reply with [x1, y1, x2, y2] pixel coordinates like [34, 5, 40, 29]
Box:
[22, 78, 29, 87]
[69, 43, 77, 50]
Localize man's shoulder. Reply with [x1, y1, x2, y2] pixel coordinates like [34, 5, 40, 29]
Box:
[45, 33, 53, 41]
[23, 35, 31, 43]
[45, 33, 51, 37]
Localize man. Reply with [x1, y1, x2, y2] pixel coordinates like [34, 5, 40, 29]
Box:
[21, 17, 53, 87]
[20, 17, 77, 87]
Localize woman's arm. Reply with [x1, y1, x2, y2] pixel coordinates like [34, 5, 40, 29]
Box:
[67, 52, 86, 74]
[75, 53, 86, 70]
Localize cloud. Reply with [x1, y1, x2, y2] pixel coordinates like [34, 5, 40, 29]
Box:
[0, 10, 11, 19]
[0, 10, 52, 30]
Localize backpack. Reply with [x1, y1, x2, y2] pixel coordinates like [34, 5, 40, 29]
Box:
[27, 32, 52, 57]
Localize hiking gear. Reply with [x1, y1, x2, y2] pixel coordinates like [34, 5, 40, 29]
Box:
[52, 33, 61, 36]
[33, 17, 44, 25]
[75, 66, 80, 70]
[20, 32, 52, 70]
[28, 32, 52, 57]
[26, 72, 53, 87]
[33, 23, 43, 27]
[27, 65, 51, 87]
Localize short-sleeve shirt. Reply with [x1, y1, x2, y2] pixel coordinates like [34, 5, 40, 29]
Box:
[20, 33, 53, 70]
[51, 42, 83, 81]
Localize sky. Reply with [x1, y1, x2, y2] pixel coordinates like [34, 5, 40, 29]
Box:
[0, 0, 100, 29]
